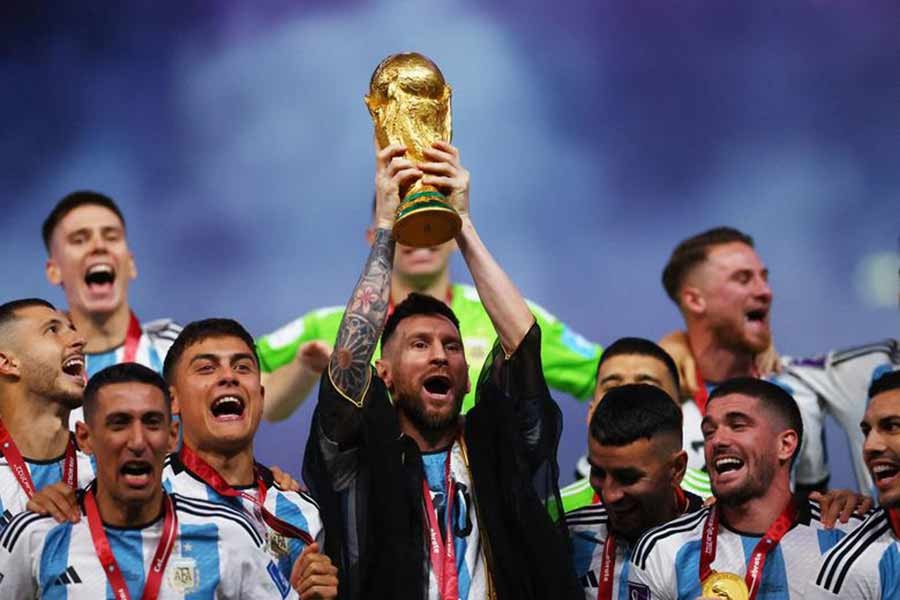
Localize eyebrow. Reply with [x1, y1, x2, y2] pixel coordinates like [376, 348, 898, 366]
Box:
[189, 352, 257, 365]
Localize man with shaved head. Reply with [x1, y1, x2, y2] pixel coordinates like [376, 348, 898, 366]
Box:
[0, 298, 94, 526]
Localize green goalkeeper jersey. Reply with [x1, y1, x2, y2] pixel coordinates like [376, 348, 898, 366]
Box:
[256, 283, 602, 413]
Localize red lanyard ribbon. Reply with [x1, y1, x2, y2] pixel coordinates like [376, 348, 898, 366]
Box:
[597, 532, 616, 600]
[0, 420, 77, 498]
[888, 508, 900, 538]
[699, 500, 797, 600]
[422, 452, 458, 600]
[123, 311, 143, 363]
[179, 446, 313, 545]
[85, 488, 177, 600]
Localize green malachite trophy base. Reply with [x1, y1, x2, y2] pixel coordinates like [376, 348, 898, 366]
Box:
[392, 191, 462, 247]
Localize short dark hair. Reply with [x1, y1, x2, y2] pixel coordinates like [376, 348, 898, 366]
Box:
[381, 292, 461, 347]
[597, 337, 680, 393]
[83, 362, 171, 423]
[870, 370, 900, 400]
[0, 298, 57, 342]
[661, 227, 755, 305]
[707, 377, 803, 461]
[589, 384, 683, 447]
[42, 190, 126, 252]
[163, 318, 258, 384]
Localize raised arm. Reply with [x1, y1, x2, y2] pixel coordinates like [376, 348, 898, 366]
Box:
[327, 143, 420, 403]
[420, 141, 533, 354]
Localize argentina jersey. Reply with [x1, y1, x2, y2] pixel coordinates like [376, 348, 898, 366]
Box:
[811, 508, 900, 599]
[423, 441, 486, 600]
[0, 492, 297, 599]
[0, 448, 94, 532]
[777, 339, 900, 492]
[162, 453, 322, 581]
[627, 500, 861, 600]
[566, 503, 632, 599]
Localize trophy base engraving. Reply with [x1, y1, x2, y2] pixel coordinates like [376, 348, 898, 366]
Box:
[393, 191, 462, 247]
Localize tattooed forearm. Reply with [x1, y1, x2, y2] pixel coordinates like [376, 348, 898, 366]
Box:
[329, 227, 395, 402]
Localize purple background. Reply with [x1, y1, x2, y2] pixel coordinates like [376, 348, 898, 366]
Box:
[3, 2, 899, 489]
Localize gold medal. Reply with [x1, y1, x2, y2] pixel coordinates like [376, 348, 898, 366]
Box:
[701, 571, 749, 600]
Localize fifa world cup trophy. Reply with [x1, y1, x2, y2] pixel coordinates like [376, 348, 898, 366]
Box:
[365, 52, 462, 247]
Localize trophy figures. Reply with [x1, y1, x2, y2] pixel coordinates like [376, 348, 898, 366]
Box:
[365, 52, 462, 247]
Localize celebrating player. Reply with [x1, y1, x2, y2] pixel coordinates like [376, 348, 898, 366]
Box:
[257, 194, 600, 422]
[303, 141, 580, 599]
[811, 371, 900, 598]
[0, 362, 302, 599]
[42, 191, 181, 422]
[567, 384, 703, 599]
[628, 378, 859, 600]
[0, 298, 94, 525]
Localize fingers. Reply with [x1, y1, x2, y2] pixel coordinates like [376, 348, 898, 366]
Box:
[269, 465, 301, 492]
[417, 160, 456, 177]
[375, 144, 407, 168]
[420, 175, 455, 189]
[818, 493, 839, 528]
[858, 494, 874, 516]
[291, 543, 340, 599]
[429, 140, 459, 159]
[26, 484, 80, 524]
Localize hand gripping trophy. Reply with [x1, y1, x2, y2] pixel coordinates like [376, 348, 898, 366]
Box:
[365, 52, 462, 247]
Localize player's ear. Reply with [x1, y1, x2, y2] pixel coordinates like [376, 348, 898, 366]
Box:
[46, 258, 62, 286]
[75, 421, 92, 455]
[680, 285, 705, 316]
[126, 251, 137, 281]
[169, 385, 180, 416]
[167, 414, 180, 453]
[777, 429, 799, 464]
[375, 358, 392, 389]
[670, 449, 688, 487]
[0, 351, 21, 378]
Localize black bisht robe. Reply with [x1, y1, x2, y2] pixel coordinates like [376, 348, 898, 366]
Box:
[303, 323, 581, 600]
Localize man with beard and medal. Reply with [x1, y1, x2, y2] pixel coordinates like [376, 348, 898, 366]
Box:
[812, 371, 900, 599]
[0, 362, 297, 599]
[566, 384, 704, 599]
[303, 138, 579, 600]
[628, 378, 860, 600]
[0, 299, 94, 528]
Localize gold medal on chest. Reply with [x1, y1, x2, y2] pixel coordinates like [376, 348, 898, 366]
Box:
[701, 571, 749, 600]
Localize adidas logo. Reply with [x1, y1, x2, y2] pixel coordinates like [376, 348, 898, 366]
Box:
[53, 566, 82, 586]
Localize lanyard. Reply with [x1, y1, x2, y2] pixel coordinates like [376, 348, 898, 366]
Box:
[0, 420, 77, 498]
[85, 488, 177, 600]
[179, 446, 313, 544]
[699, 500, 797, 600]
[422, 451, 458, 600]
[123, 311, 143, 363]
[888, 508, 900, 537]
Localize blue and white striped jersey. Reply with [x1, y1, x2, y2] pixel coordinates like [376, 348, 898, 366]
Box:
[423, 441, 486, 600]
[627, 501, 861, 600]
[810, 508, 900, 599]
[0, 492, 298, 599]
[0, 447, 95, 532]
[776, 339, 900, 491]
[70, 317, 182, 426]
[162, 453, 323, 582]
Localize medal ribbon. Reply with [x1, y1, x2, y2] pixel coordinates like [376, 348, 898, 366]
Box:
[0, 419, 77, 498]
[422, 452, 458, 600]
[596, 532, 616, 600]
[179, 446, 314, 545]
[85, 488, 177, 600]
[888, 508, 900, 538]
[122, 311, 143, 363]
[699, 500, 797, 600]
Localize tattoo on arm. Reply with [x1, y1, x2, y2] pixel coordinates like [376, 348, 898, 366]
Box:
[329, 228, 395, 402]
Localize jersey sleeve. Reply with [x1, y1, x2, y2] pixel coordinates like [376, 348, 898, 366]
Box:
[771, 370, 829, 486]
[627, 547, 677, 600]
[527, 300, 601, 401]
[0, 513, 43, 600]
[256, 307, 344, 373]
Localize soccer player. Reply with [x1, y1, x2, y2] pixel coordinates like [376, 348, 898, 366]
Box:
[811, 370, 900, 599]
[627, 378, 860, 600]
[558, 337, 689, 517]
[161, 317, 328, 585]
[303, 141, 580, 599]
[257, 202, 600, 422]
[42, 191, 181, 422]
[567, 384, 703, 599]
[0, 362, 310, 599]
[0, 298, 94, 526]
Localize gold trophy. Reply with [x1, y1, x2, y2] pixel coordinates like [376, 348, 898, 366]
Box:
[701, 572, 749, 600]
[365, 52, 462, 247]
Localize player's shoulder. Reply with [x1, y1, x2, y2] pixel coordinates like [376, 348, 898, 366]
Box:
[170, 493, 264, 547]
[815, 507, 895, 595]
[142, 318, 182, 340]
[805, 499, 867, 533]
[565, 502, 609, 533]
[256, 464, 320, 511]
[830, 339, 900, 367]
[0, 511, 57, 552]
[631, 506, 710, 570]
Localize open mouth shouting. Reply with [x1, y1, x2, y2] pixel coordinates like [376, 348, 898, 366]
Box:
[744, 307, 769, 328]
[870, 460, 900, 491]
[712, 454, 746, 484]
[120, 460, 154, 488]
[422, 374, 453, 403]
[61, 352, 86, 385]
[84, 263, 116, 296]
[210, 395, 246, 422]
